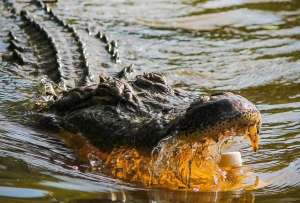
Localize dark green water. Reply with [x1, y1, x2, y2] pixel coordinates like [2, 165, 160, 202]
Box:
[1, 0, 300, 202]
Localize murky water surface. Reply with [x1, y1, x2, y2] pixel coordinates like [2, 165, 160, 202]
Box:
[1, 0, 300, 202]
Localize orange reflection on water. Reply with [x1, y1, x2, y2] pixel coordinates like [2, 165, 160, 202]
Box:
[59, 131, 262, 191]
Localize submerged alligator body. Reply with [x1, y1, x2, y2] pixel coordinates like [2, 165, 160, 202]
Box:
[3, 0, 261, 169]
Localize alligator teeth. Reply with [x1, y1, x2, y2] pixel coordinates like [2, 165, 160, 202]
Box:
[245, 125, 260, 152]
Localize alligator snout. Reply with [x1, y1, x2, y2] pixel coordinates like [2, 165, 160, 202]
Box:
[177, 92, 262, 152]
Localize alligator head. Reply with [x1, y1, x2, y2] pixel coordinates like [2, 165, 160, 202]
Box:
[173, 92, 261, 152]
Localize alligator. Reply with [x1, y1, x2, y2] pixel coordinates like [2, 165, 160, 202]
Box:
[2, 0, 261, 188]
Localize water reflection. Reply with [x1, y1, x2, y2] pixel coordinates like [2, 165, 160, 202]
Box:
[140, 9, 282, 31]
[0, 186, 50, 199]
[69, 189, 256, 203]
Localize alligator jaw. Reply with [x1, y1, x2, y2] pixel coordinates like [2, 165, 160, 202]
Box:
[245, 123, 260, 152]
[216, 121, 261, 152]
[238, 110, 261, 152]
[223, 114, 261, 152]
[221, 122, 261, 152]
[176, 92, 262, 152]
[220, 112, 261, 152]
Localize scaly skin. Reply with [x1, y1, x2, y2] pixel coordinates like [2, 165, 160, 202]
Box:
[48, 72, 261, 152]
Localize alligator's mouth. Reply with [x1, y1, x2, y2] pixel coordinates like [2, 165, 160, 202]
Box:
[177, 92, 262, 152]
[201, 111, 262, 152]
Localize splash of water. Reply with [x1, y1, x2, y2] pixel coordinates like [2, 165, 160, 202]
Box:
[59, 131, 259, 191]
[150, 136, 222, 188]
